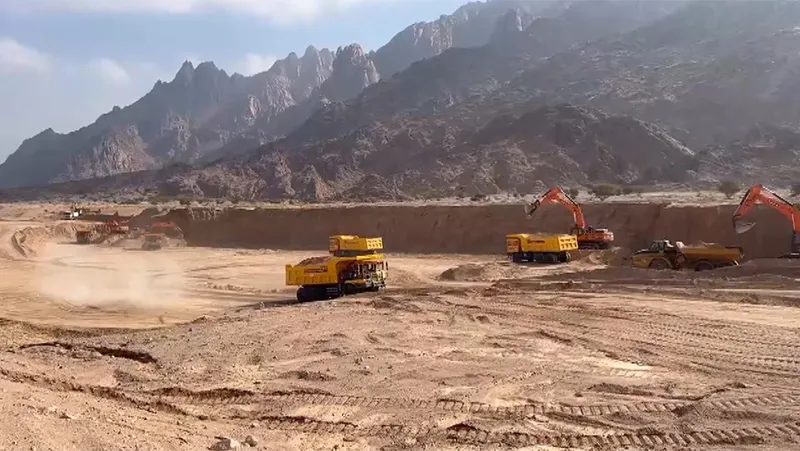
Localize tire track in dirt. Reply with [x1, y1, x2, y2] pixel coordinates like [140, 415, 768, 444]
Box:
[4, 366, 800, 447]
[146, 387, 800, 419]
[376, 294, 800, 380]
[0, 367, 189, 417]
[536, 320, 800, 380]
[438, 296, 800, 377]
[444, 422, 800, 448]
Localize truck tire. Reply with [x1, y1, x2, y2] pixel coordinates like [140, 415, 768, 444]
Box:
[296, 287, 308, 302]
[694, 260, 714, 272]
[648, 258, 669, 270]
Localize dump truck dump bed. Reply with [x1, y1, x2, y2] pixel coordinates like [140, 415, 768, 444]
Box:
[678, 245, 744, 261]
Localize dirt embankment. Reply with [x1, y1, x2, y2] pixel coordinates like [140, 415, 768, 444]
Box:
[139, 203, 795, 259]
[11, 224, 77, 258]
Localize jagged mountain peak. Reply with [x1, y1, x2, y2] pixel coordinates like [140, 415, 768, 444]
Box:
[335, 43, 367, 60]
[174, 60, 195, 83]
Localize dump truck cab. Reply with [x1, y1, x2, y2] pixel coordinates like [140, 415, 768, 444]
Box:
[631, 240, 743, 271]
[142, 233, 166, 250]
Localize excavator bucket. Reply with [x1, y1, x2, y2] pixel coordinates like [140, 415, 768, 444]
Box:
[524, 201, 540, 218]
[734, 219, 756, 234]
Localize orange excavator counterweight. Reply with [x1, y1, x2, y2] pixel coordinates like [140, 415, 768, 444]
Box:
[732, 184, 800, 258]
[525, 187, 615, 250]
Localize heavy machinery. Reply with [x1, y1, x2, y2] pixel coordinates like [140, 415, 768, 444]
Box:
[525, 187, 615, 249]
[631, 240, 743, 271]
[732, 184, 800, 258]
[128, 221, 183, 240]
[286, 236, 388, 302]
[74, 219, 129, 244]
[142, 234, 166, 251]
[506, 233, 578, 264]
[101, 220, 130, 235]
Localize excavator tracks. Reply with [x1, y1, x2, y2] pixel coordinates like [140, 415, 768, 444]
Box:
[148, 387, 800, 419]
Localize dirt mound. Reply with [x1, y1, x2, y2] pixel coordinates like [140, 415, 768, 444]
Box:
[570, 247, 629, 266]
[387, 268, 429, 287]
[437, 262, 523, 282]
[11, 224, 77, 258]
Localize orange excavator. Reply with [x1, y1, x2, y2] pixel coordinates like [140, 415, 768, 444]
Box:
[525, 187, 615, 249]
[732, 184, 800, 258]
[75, 219, 130, 244]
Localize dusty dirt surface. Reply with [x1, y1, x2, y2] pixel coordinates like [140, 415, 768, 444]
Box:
[1, 202, 800, 450]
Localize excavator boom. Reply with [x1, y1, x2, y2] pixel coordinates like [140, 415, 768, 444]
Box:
[524, 187, 614, 249]
[524, 187, 587, 228]
[732, 184, 800, 256]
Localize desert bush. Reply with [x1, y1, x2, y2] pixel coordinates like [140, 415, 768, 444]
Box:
[589, 184, 621, 201]
[717, 180, 740, 199]
[567, 187, 579, 199]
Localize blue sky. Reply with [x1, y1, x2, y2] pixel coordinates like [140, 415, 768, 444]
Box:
[0, 0, 467, 161]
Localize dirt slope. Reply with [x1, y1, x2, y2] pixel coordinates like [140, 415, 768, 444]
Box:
[149, 202, 794, 259]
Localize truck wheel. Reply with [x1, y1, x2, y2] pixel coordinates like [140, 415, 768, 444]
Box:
[694, 261, 714, 272]
[648, 259, 669, 270]
[296, 287, 308, 302]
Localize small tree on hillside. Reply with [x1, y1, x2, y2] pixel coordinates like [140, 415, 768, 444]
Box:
[717, 180, 740, 199]
[589, 184, 620, 201]
[567, 187, 580, 199]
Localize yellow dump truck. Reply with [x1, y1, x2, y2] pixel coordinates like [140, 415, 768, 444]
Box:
[506, 233, 579, 264]
[631, 240, 743, 271]
[328, 235, 383, 257]
[287, 236, 388, 302]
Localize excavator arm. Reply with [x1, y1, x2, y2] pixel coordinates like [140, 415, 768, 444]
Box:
[732, 184, 799, 234]
[524, 187, 587, 229]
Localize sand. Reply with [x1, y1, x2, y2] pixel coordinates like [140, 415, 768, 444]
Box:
[0, 199, 799, 450]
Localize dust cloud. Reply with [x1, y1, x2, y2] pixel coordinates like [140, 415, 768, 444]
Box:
[34, 240, 186, 311]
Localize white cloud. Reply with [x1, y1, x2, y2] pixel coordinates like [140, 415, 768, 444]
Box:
[3, 0, 400, 24]
[88, 58, 131, 85]
[237, 54, 278, 76]
[0, 37, 50, 73]
[0, 39, 170, 159]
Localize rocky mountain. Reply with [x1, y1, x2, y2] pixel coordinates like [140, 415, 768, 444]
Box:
[278, 0, 689, 148]
[0, 0, 562, 189]
[370, 0, 558, 78]
[489, 0, 800, 149]
[0, 104, 698, 202]
[192, 104, 697, 201]
[0, 52, 336, 188]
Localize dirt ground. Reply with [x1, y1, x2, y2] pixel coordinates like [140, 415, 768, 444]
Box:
[1, 203, 800, 451]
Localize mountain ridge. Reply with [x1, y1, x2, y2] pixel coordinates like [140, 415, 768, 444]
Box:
[0, 0, 560, 189]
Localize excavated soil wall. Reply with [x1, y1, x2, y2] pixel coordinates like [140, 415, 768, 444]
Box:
[150, 203, 793, 260]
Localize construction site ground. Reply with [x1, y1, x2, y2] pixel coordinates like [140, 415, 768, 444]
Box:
[1, 202, 800, 451]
